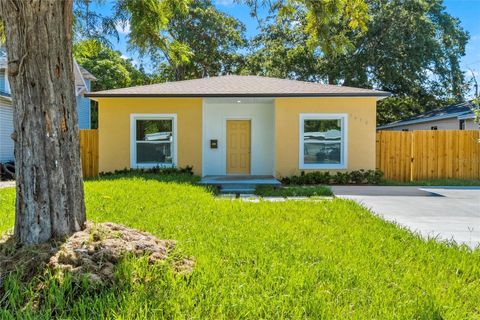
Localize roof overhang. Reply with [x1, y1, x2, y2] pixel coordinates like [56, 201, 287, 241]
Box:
[458, 113, 475, 120]
[86, 92, 391, 100]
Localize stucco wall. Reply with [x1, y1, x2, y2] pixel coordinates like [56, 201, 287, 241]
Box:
[97, 98, 203, 174]
[274, 97, 378, 177]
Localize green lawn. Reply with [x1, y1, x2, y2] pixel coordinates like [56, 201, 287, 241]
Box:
[255, 185, 333, 197]
[1, 174, 480, 319]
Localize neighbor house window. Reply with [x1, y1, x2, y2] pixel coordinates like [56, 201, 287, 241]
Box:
[299, 114, 347, 169]
[430, 126, 438, 130]
[130, 114, 177, 168]
[459, 119, 466, 130]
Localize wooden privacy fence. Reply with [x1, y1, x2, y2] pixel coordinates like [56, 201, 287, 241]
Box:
[79, 129, 99, 178]
[376, 130, 480, 182]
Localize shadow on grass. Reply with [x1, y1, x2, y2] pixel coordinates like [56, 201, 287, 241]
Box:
[85, 169, 221, 195]
[0, 233, 61, 291]
[89, 171, 201, 184]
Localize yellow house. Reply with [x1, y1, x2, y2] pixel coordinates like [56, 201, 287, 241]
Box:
[86, 75, 389, 179]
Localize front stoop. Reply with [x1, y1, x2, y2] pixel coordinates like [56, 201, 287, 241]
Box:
[199, 175, 281, 194]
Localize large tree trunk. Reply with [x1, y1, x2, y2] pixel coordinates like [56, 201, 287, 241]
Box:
[0, 0, 86, 244]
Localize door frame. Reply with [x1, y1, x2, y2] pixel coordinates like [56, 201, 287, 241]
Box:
[223, 116, 253, 175]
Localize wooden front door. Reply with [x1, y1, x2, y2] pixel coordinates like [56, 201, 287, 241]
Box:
[226, 120, 251, 174]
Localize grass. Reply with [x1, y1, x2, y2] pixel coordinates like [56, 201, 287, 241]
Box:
[0, 173, 480, 319]
[255, 185, 332, 197]
[382, 178, 480, 186]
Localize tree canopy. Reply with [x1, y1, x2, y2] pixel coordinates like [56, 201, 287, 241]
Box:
[154, 0, 246, 81]
[2, 0, 472, 124]
[239, 0, 470, 124]
[73, 39, 151, 91]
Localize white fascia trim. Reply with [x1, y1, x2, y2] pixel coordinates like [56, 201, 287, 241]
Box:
[457, 112, 475, 120]
[73, 60, 89, 96]
[299, 113, 348, 170]
[130, 113, 178, 169]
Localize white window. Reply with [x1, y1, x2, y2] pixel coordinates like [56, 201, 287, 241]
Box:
[130, 114, 177, 168]
[299, 113, 347, 169]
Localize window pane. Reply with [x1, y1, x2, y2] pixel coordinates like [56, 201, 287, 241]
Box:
[137, 142, 172, 164]
[136, 119, 173, 141]
[304, 142, 341, 164]
[304, 119, 341, 142]
[303, 118, 343, 165]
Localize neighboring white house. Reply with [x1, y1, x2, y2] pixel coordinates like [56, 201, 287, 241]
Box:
[378, 101, 479, 131]
[0, 47, 96, 162]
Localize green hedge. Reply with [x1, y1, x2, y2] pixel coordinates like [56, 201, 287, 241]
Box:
[281, 169, 384, 185]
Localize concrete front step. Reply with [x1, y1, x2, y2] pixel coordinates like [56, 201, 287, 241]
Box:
[199, 175, 281, 194]
[221, 189, 256, 194]
[220, 183, 256, 194]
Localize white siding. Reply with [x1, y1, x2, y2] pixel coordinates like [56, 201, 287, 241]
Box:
[382, 118, 462, 131]
[0, 100, 14, 162]
[382, 117, 479, 131]
[202, 98, 275, 176]
[465, 119, 478, 130]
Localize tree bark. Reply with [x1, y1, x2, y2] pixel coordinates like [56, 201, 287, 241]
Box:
[0, 0, 86, 244]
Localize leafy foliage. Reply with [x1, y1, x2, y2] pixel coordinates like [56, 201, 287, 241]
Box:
[281, 169, 385, 185]
[3, 0, 475, 126]
[73, 39, 151, 91]
[73, 0, 122, 45]
[244, 11, 322, 80]
[242, 0, 369, 56]
[152, 0, 247, 80]
[242, 0, 470, 124]
[98, 166, 195, 179]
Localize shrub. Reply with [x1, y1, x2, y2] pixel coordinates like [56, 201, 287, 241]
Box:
[365, 169, 384, 185]
[100, 166, 194, 177]
[333, 172, 351, 185]
[281, 169, 384, 186]
[349, 170, 366, 184]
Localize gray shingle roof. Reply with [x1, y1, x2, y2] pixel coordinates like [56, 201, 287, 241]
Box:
[86, 75, 390, 98]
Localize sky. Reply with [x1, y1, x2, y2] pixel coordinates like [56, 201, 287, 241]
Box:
[96, 0, 480, 96]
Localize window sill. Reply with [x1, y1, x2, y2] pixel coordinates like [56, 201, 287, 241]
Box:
[132, 163, 175, 169]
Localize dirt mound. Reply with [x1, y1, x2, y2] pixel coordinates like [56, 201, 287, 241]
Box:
[0, 222, 193, 287]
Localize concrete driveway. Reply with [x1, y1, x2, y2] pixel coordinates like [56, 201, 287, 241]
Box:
[332, 186, 480, 249]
